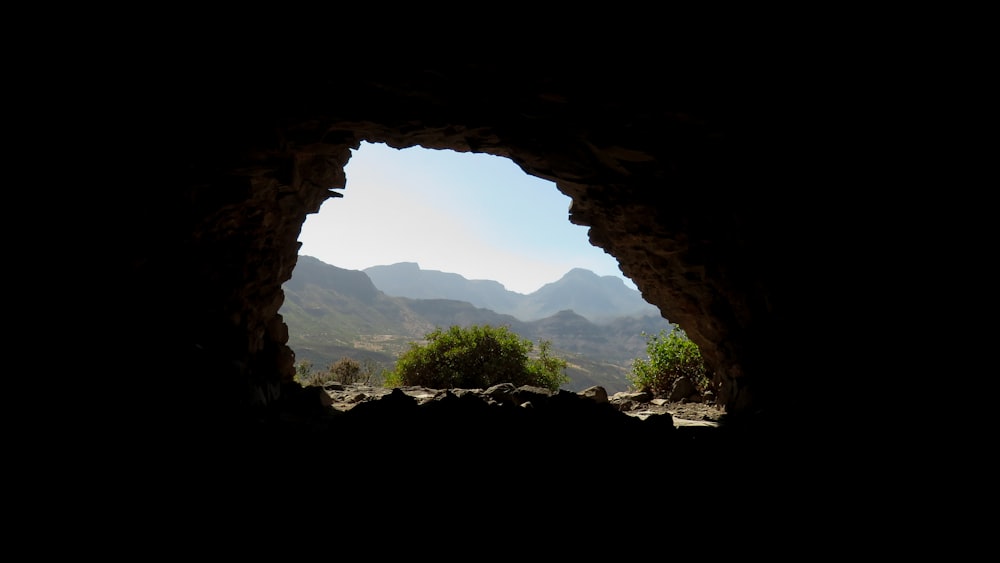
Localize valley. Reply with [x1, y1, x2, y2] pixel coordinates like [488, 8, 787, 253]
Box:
[281, 256, 673, 394]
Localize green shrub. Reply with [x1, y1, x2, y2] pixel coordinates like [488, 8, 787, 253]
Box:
[329, 356, 362, 384]
[627, 325, 711, 396]
[293, 359, 318, 386]
[385, 324, 569, 391]
[294, 357, 388, 387]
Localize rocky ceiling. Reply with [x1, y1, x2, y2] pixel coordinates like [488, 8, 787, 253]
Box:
[82, 58, 850, 457]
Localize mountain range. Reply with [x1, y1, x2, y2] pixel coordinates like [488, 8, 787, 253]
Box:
[363, 262, 659, 322]
[280, 255, 673, 393]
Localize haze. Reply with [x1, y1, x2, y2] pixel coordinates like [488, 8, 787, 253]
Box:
[298, 141, 636, 295]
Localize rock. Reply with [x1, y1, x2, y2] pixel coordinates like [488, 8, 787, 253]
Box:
[321, 383, 723, 427]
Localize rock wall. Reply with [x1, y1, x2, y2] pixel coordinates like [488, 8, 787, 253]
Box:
[91, 59, 834, 439]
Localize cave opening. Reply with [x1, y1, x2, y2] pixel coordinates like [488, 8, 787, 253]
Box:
[58, 60, 852, 497]
[282, 141, 670, 399]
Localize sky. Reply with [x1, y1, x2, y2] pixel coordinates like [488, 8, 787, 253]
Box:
[297, 141, 637, 295]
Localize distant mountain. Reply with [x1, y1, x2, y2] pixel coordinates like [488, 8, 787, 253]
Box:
[363, 263, 659, 322]
[281, 256, 674, 394]
[280, 257, 437, 368]
[363, 262, 521, 314]
[520, 268, 658, 322]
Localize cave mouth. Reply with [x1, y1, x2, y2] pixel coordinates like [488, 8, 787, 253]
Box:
[283, 141, 664, 398]
[99, 61, 810, 458]
[44, 59, 868, 500]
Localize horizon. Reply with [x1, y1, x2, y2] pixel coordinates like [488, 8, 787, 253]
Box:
[301, 255, 637, 294]
[297, 141, 638, 295]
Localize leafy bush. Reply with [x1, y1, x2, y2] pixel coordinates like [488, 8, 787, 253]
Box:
[293, 359, 317, 386]
[627, 325, 711, 396]
[293, 357, 388, 387]
[329, 357, 363, 384]
[384, 324, 569, 391]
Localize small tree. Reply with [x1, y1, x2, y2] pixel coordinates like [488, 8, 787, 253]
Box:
[327, 356, 389, 385]
[294, 357, 389, 387]
[627, 324, 711, 397]
[329, 356, 362, 384]
[293, 359, 316, 386]
[385, 324, 569, 391]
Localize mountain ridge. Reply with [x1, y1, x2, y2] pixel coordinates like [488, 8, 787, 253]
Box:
[281, 255, 673, 393]
[363, 261, 658, 322]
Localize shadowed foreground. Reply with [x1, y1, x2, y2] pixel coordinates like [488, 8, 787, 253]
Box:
[198, 384, 806, 488]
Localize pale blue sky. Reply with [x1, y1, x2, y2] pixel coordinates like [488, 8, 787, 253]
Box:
[297, 141, 637, 295]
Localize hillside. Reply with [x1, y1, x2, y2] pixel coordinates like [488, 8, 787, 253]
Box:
[364, 262, 659, 322]
[281, 256, 674, 393]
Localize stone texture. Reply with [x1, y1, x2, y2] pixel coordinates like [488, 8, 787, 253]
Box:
[72, 57, 850, 457]
[319, 383, 722, 427]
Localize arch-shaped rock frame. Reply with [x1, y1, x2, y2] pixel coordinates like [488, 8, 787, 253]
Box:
[99, 61, 838, 451]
